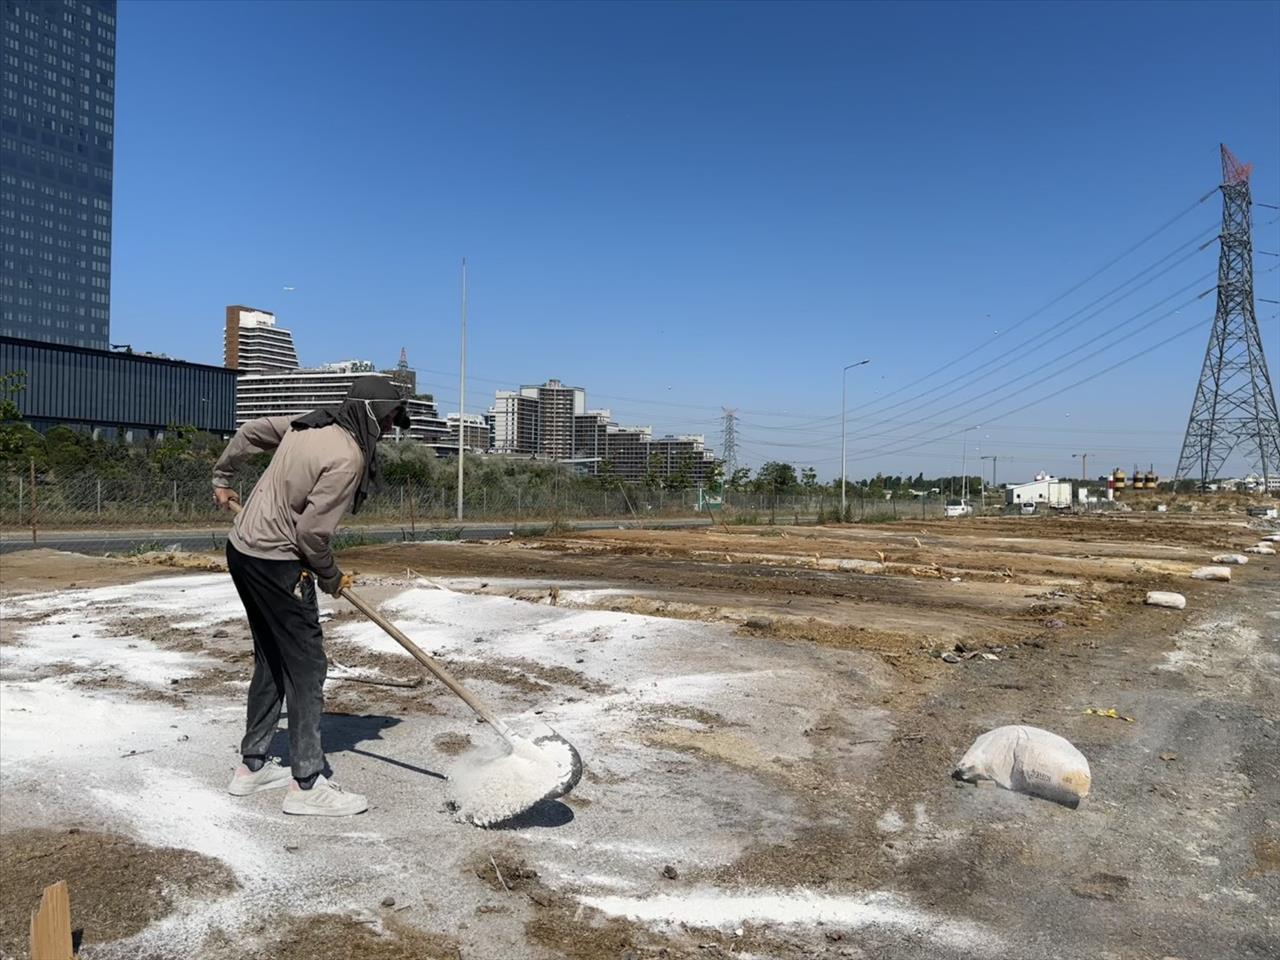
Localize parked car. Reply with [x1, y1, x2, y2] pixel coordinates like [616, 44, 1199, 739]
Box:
[1020, 502, 1037, 515]
[944, 498, 973, 518]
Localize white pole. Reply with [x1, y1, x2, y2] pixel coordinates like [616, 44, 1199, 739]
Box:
[840, 359, 870, 518]
[456, 258, 467, 522]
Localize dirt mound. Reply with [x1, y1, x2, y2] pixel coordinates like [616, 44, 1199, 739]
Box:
[217, 914, 459, 960]
[0, 828, 236, 956]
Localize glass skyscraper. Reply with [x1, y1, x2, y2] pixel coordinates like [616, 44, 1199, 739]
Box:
[1, 0, 116, 349]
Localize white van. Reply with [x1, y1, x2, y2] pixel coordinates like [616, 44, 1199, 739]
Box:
[944, 499, 973, 518]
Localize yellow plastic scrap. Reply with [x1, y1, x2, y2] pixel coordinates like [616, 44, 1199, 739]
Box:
[1084, 707, 1135, 723]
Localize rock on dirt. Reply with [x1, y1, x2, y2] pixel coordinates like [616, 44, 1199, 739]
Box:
[662, 864, 679, 880]
[1211, 554, 1249, 565]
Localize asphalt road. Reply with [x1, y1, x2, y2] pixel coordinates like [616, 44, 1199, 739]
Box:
[0, 517, 715, 556]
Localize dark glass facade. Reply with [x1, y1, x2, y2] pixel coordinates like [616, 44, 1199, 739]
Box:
[2, 336, 237, 436]
[0, 0, 116, 349]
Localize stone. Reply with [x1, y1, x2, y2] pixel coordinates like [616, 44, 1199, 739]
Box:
[661, 864, 678, 880]
[381, 895, 396, 907]
[212, 628, 230, 638]
[941, 652, 961, 664]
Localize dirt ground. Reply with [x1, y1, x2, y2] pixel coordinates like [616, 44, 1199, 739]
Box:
[1, 512, 1277, 959]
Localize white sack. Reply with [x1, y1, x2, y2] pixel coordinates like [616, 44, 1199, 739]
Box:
[1246, 544, 1276, 555]
[1211, 554, 1249, 565]
[1145, 591, 1186, 609]
[1263, 533, 1280, 542]
[1190, 566, 1231, 581]
[954, 724, 1090, 808]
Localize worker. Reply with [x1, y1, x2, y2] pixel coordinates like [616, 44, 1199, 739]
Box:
[211, 376, 409, 816]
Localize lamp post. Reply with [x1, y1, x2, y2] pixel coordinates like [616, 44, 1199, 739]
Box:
[456, 258, 467, 522]
[960, 424, 981, 503]
[840, 359, 871, 518]
[1072, 452, 1091, 481]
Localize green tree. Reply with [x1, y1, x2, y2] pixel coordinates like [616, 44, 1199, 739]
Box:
[727, 466, 752, 492]
[0, 371, 39, 466]
[756, 461, 798, 495]
[800, 466, 818, 489]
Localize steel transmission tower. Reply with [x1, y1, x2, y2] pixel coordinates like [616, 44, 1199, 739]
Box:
[720, 408, 739, 477]
[1175, 144, 1280, 489]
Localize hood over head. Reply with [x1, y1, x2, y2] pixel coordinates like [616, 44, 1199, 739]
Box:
[291, 376, 409, 514]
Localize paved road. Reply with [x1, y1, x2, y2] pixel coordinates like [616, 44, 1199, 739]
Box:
[0, 517, 716, 556]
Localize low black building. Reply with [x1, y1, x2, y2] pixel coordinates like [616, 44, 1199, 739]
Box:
[1, 336, 236, 439]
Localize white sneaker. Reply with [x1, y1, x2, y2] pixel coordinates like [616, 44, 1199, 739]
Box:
[227, 758, 292, 797]
[281, 775, 368, 817]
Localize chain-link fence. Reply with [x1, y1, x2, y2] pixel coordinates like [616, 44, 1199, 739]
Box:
[0, 471, 992, 534]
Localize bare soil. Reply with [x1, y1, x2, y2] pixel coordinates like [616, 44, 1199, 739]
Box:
[0, 829, 236, 959]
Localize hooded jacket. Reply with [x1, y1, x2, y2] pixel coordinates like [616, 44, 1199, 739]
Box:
[212, 377, 407, 581]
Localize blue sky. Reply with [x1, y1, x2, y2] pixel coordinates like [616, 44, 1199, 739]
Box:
[110, 0, 1280, 479]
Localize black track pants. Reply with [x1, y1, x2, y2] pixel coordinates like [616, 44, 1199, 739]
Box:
[226, 542, 327, 781]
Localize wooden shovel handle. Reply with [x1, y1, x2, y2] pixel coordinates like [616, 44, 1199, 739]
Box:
[338, 585, 512, 740]
[226, 498, 512, 742]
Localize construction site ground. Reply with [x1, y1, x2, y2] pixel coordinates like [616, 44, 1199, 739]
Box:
[1, 512, 1277, 959]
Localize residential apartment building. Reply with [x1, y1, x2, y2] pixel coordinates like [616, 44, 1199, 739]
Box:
[490, 389, 540, 454]
[224, 306, 300, 372]
[520, 378, 584, 460]
[445, 413, 489, 453]
[1, 0, 117, 349]
[485, 378, 719, 484]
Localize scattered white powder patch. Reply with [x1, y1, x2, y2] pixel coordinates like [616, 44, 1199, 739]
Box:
[0, 681, 180, 768]
[913, 802, 933, 831]
[875, 808, 904, 833]
[5, 620, 211, 686]
[446, 733, 578, 827]
[562, 872, 641, 891]
[91, 765, 279, 881]
[580, 888, 999, 950]
[5, 574, 242, 628]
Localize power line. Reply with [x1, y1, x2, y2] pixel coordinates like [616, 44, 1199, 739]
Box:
[845, 224, 1218, 425]
[840, 189, 1217, 414]
[846, 312, 1214, 465]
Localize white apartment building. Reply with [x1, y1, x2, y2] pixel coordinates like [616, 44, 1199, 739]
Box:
[223, 306, 300, 372]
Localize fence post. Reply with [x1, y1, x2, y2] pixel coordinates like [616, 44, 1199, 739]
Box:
[408, 484, 416, 537]
[517, 488, 522, 521]
[97, 478, 102, 515]
[17, 475, 22, 523]
[172, 479, 178, 519]
[29, 458, 37, 544]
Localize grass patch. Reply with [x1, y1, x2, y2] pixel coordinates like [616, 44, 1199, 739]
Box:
[331, 529, 380, 552]
[126, 541, 166, 556]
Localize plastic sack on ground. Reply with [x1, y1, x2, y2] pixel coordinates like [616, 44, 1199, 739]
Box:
[1211, 554, 1249, 565]
[1190, 566, 1231, 581]
[1146, 591, 1186, 609]
[954, 725, 1091, 808]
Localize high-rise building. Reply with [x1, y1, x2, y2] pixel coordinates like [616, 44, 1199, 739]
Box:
[490, 390, 541, 454]
[1, 0, 117, 349]
[519, 379, 585, 460]
[224, 306, 300, 372]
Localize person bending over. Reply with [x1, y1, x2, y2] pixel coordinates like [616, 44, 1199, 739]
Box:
[212, 376, 408, 816]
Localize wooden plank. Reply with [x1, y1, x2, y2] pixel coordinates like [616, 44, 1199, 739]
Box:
[29, 879, 73, 960]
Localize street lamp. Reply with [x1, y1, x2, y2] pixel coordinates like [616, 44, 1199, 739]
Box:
[960, 424, 981, 503]
[841, 359, 871, 518]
